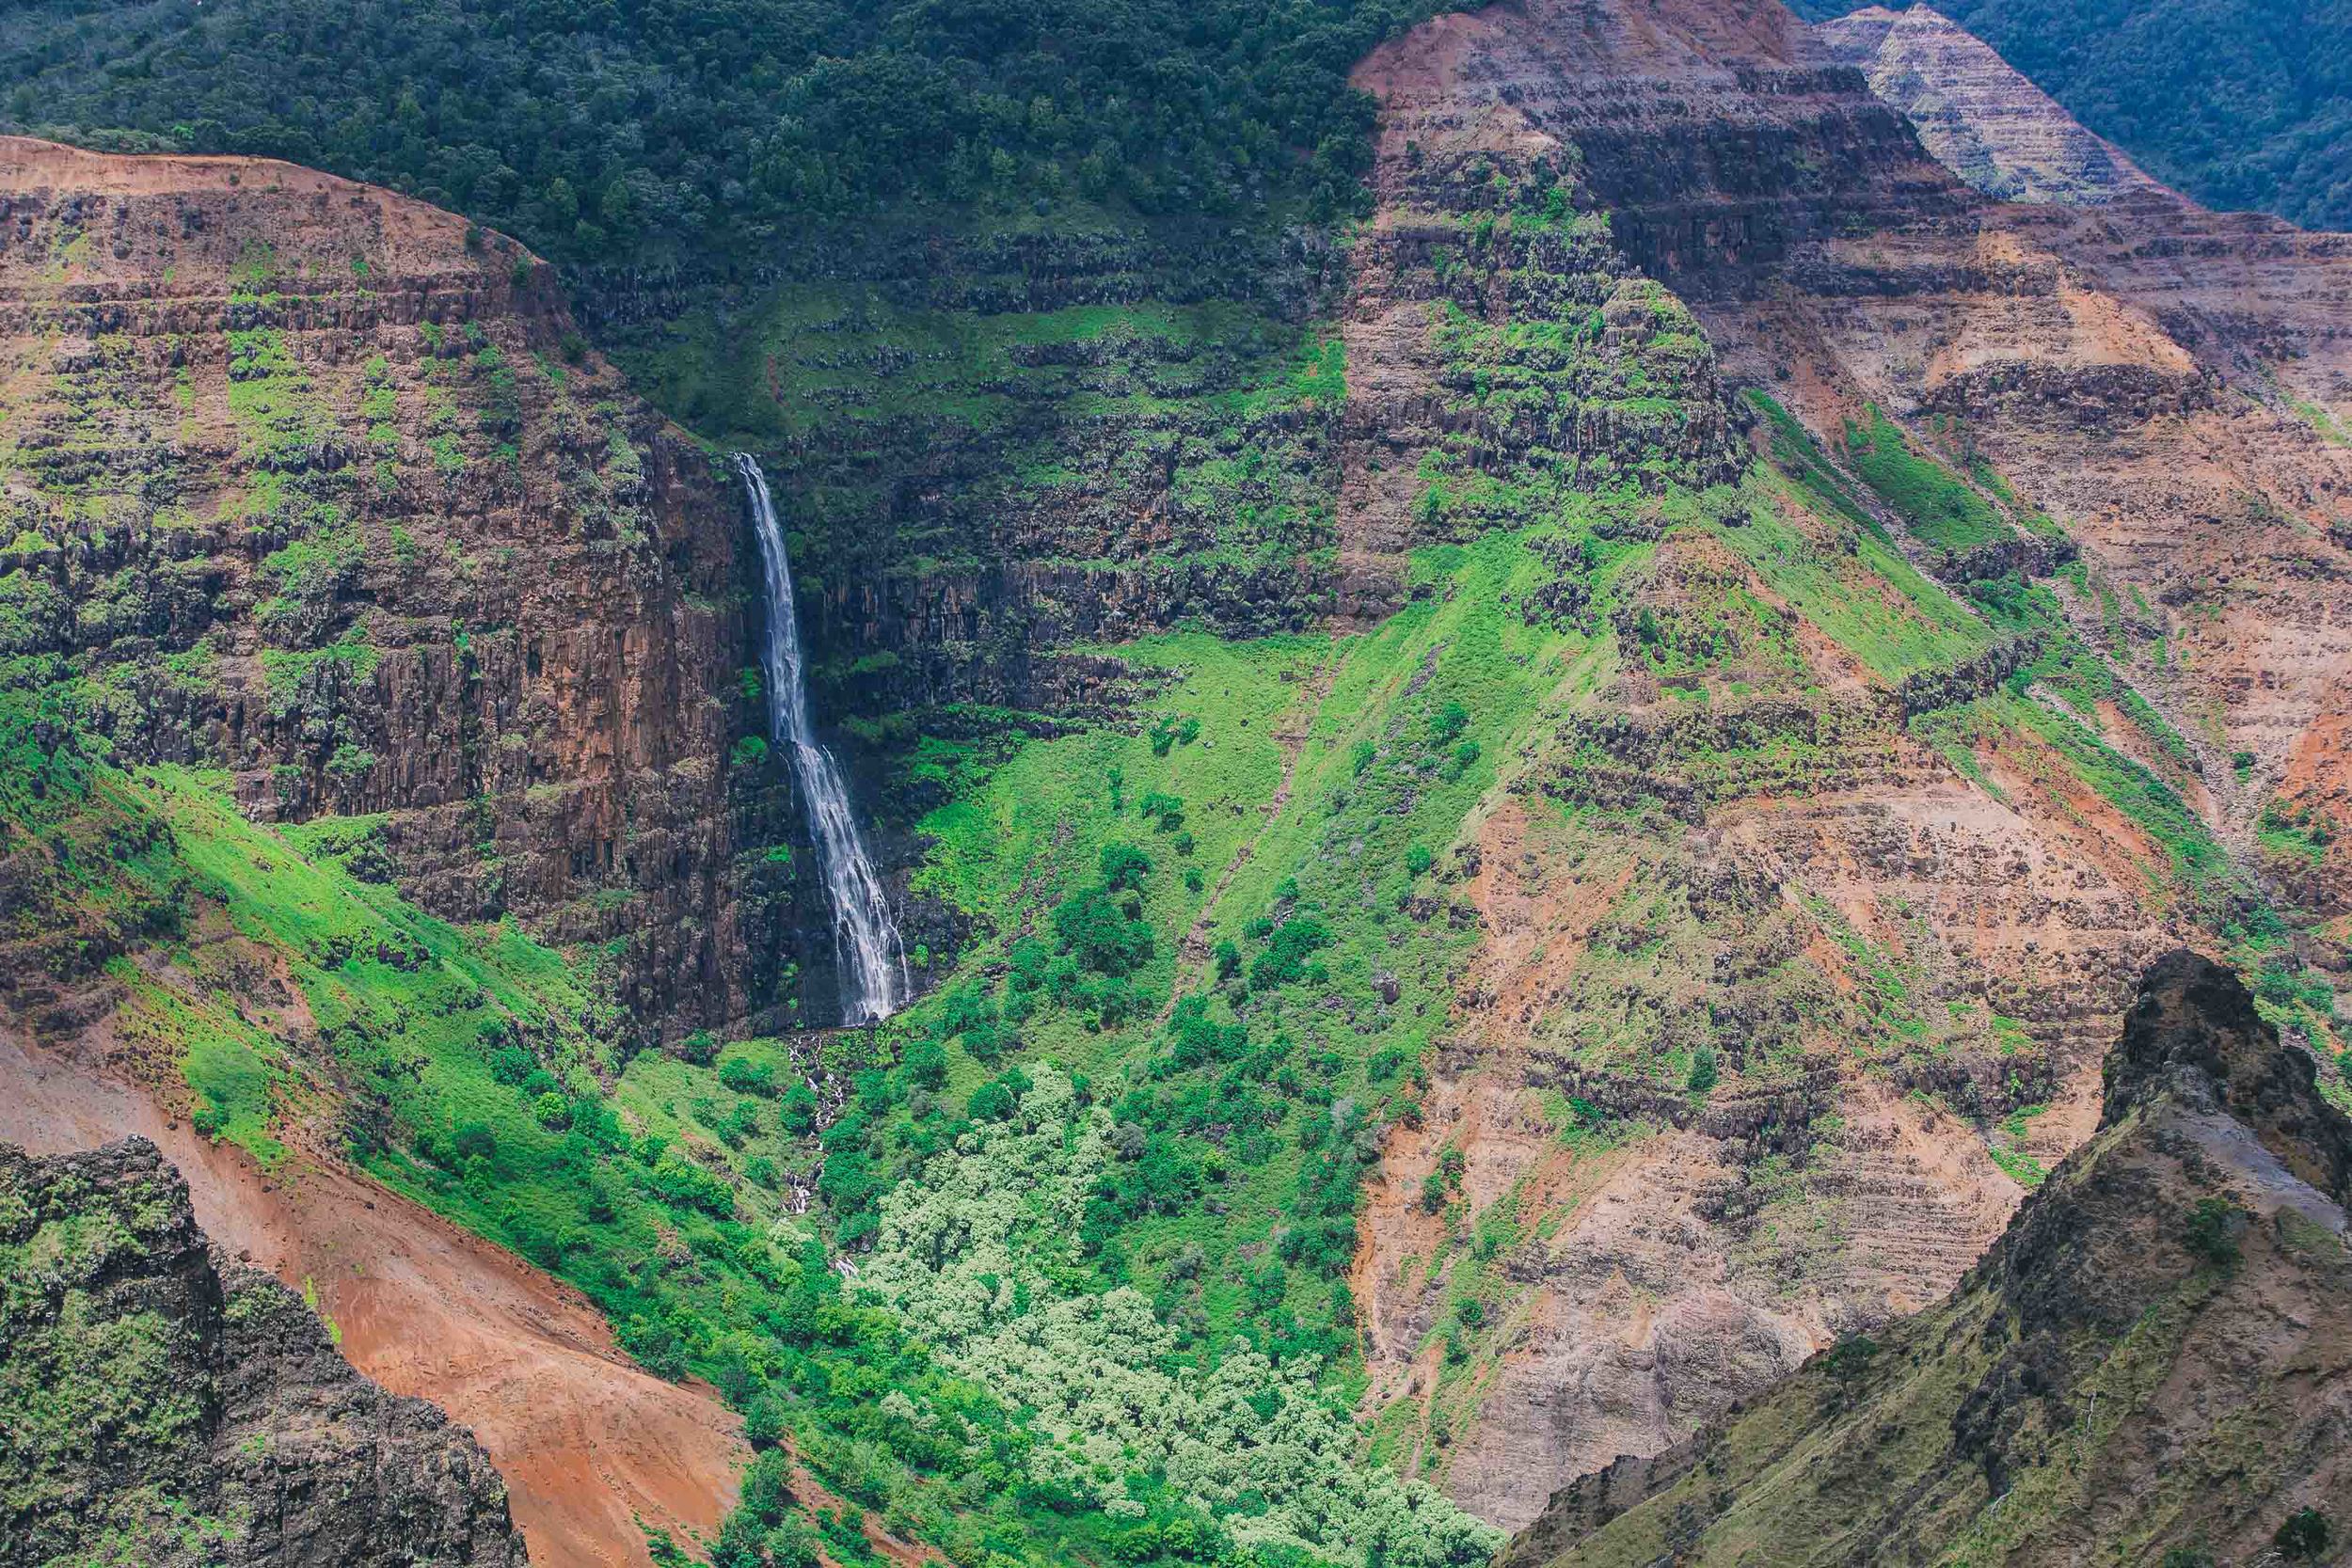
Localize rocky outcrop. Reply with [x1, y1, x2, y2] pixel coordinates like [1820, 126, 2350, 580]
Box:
[1820, 8, 2161, 205]
[736, 224, 1350, 718]
[1503, 952, 2352, 1567]
[1336, 0, 2352, 1531]
[0, 138, 812, 1034]
[1, 1134, 528, 1566]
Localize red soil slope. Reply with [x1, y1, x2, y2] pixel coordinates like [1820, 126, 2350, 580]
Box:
[0, 1027, 745, 1568]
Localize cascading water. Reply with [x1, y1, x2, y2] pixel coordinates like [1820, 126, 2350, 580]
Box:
[737, 453, 908, 1023]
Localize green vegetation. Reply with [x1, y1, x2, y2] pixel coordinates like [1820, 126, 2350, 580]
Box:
[5, 23, 2341, 1560]
[1802, 0, 2352, 230]
[1840, 408, 2008, 553]
[0, 0, 1447, 265]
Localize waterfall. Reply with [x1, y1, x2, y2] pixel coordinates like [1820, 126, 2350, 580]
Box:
[737, 453, 908, 1024]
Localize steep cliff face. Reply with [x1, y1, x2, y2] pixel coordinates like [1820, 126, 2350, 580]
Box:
[1503, 951, 2352, 1566]
[612, 225, 1351, 726]
[1818, 7, 2160, 204]
[2, 1134, 529, 1566]
[0, 137, 811, 1034]
[1330, 0, 2352, 1529]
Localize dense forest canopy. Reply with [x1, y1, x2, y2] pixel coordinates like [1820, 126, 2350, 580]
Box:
[1795, 0, 2352, 230]
[0, 0, 1443, 264]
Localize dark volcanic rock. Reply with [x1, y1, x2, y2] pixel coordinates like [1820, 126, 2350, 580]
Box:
[0, 1136, 528, 1567]
[1504, 951, 2352, 1567]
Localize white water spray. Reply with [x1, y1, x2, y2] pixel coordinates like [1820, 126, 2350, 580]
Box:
[737, 453, 907, 1023]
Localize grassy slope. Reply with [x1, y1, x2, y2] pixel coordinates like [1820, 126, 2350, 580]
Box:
[8, 148, 2349, 1568]
[11, 393, 2345, 1566]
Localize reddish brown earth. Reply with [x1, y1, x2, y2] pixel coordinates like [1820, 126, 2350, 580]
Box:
[1339, 0, 2352, 1529]
[0, 1025, 746, 1567]
[0, 136, 796, 1040]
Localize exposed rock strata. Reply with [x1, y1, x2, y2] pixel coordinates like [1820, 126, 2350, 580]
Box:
[0, 138, 812, 1033]
[1819, 8, 2160, 205]
[1504, 951, 2352, 1566]
[1, 1134, 529, 1566]
[1342, 0, 2352, 1529]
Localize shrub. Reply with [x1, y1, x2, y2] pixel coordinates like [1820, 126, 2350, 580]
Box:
[1822, 1334, 1879, 1381]
[1687, 1049, 1719, 1094]
[1403, 844, 1434, 877]
[968, 1069, 1031, 1122]
[617, 1314, 690, 1380]
[2185, 1196, 2242, 1268]
[1099, 843, 1154, 892]
[1429, 700, 1469, 745]
[739, 1449, 795, 1524]
[742, 1394, 787, 1449]
[719, 1056, 778, 1097]
[765, 1515, 820, 1568]
[902, 1037, 949, 1089]
[191, 1101, 229, 1141]
[1054, 887, 1154, 975]
[2277, 1511, 2331, 1562]
[452, 1121, 498, 1164]
[1009, 937, 1053, 992]
[532, 1092, 572, 1130]
[487, 1045, 535, 1085]
[1138, 790, 1185, 831]
[1248, 913, 1332, 992]
[650, 1154, 735, 1217]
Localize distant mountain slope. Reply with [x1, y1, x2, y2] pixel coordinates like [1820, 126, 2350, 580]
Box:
[1502, 950, 2352, 1566]
[1794, 0, 2352, 230]
[1819, 7, 2160, 205]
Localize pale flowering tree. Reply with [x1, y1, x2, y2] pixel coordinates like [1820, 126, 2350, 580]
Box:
[860, 1067, 1501, 1568]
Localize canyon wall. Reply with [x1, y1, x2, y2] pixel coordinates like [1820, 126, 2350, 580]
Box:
[0, 137, 819, 1035]
[2, 1135, 529, 1566]
[1336, 0, 2352, 1528]
[1818, 7, 2160, 206]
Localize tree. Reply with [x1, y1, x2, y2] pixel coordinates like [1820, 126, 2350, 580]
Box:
[1687, 1049, 1719, 1094]
[1054, 887, 1153, 975]
[1100, 843, 1154, 893]
[2277, 1510, 2332, 1562]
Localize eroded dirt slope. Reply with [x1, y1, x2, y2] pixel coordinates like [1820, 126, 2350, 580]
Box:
[1339, 0, 2352, 1529]
[1504, 950, 2352, 1566]
[0, 1025, 746, 1567]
